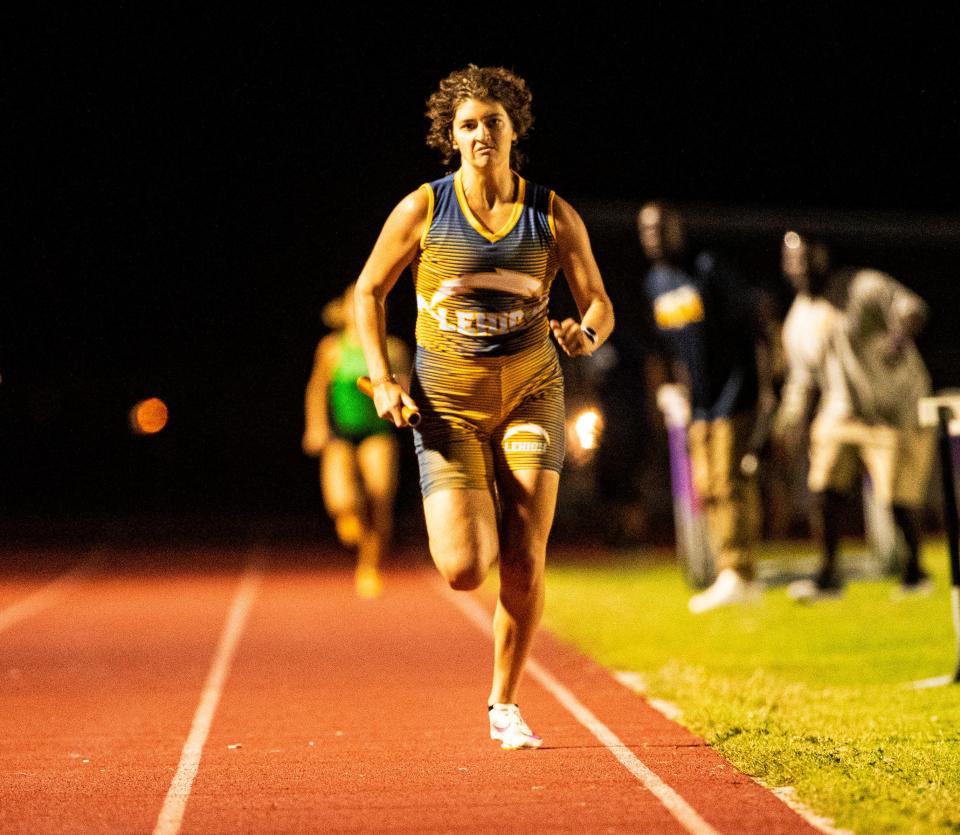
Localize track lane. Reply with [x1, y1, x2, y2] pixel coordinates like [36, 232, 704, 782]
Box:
[0, 548, 100, 626]
[181, 560, 689, 833]
[183, 557, 817, 833]
[1, 547, 823, 833]
[0, 547, 250, 835]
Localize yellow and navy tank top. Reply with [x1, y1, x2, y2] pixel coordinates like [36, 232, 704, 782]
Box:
[412, 169, 560, 357]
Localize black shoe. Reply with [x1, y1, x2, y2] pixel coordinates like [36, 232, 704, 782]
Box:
[813, 568, 844, 592]
[895, 568, 933, 599]
[787, 569, 844, 603]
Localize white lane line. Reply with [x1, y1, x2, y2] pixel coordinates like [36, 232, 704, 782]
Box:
[153, 560, 264, 835]
[765, 786, 853, 835]
[0, 551, 101, 635]
[440, 583, 720, 835]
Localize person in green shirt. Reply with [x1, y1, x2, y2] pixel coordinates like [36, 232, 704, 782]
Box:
[303, 282, 411, 598]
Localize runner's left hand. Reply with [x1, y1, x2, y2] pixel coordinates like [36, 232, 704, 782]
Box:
[550, 318, 594, 357]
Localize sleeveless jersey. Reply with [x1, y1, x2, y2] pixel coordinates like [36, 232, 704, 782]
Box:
[412, 169, 560, 357]
[327, 336, 390, 439]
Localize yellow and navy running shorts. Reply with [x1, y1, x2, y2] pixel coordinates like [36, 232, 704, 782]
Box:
[410, 339, 565, 496]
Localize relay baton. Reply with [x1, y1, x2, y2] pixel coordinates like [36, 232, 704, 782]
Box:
[357, 376, 421, 427]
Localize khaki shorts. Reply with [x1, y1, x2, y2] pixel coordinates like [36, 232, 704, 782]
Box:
[411, 340, 565, 497]
[807, 416, 935, 508]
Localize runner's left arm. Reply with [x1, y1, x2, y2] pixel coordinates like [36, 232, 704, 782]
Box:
[550, 195, 615, 357]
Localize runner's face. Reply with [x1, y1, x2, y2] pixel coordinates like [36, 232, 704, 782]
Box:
[451, 98, 515, 169]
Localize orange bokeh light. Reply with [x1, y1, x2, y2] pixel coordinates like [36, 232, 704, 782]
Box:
[130, 397, 169, 435]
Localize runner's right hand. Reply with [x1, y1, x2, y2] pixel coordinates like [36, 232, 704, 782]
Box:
[373, 380, 419, 428]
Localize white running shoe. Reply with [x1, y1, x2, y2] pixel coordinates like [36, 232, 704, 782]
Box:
[688, 568, 761, 614]
[488, 703, 543, 750]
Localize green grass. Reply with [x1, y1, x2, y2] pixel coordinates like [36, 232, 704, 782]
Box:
[541, 539, 960, 834]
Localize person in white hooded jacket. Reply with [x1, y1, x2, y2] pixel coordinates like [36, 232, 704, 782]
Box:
[775, 231, 935, 601]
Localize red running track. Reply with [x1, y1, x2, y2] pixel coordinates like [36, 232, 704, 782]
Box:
[0, 546, 821, 834]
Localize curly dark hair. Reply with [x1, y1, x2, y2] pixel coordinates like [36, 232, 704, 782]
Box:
[425, 65, 534, 171]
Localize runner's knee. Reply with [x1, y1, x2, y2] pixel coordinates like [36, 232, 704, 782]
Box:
[437, 558, 490, 591]
[447, 566, 486, 591]
[499, 549, 545, 597]
[431, 542, 497, 591]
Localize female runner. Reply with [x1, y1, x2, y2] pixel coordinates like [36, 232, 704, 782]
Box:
[303, 282, 410, 598]
[353, 65, 614, 748]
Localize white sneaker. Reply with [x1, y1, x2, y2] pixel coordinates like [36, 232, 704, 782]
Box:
[688, 568, 760, 614]
[488, 703, 543, 750]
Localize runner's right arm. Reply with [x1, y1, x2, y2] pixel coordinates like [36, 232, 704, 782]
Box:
[354, 189, 428, 427]
[303, 337, 336, 455]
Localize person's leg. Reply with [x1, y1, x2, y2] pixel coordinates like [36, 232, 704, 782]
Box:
[890, 426, 937, 589]
[688, 418, 711, 505]
[320, 439, 363, 547]
[480, 468, 559, 750]
[418, 401, 549, 744]
[688, 418, 721, 568]
[422, 487, 500, 590]
[687, 417, 759, 612]
[411, 340, 502, 591]
[891, 504, 924, 583]
[352, 433, 399, 597]
[423, 480, 551, 750]
[811, 489, 844, 584]
[356, 433, 400, 570]
[707, 415, 754, 581]
[482, 350, 565, 745]
[804, 417, 860, 590]
[488, 468, 559, 706]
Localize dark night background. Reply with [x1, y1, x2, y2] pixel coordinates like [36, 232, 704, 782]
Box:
[4, 6, 959, 543]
